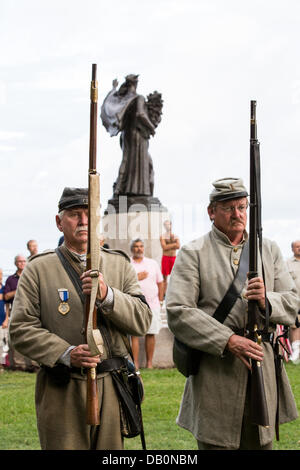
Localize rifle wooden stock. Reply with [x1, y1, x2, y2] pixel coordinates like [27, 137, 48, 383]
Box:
[85, 63, 100, 425]
[248, 100, 269, 427]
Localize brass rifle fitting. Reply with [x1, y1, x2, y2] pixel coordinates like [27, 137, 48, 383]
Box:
[90, 269, 100, 278]
[91, 81, 98, 103]
[254, 324, 262, 366]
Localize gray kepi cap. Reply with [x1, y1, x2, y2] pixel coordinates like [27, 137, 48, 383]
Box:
[209, 177, 248, 203]
[58, 187, 88, 212]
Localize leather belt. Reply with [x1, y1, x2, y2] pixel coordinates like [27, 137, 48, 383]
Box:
[232, 327, 273, 343]
[70, 356, 126, 375]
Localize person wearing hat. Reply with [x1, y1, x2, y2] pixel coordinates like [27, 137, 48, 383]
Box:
[9, 187, 152, 450]
[166, 177, 299, 450]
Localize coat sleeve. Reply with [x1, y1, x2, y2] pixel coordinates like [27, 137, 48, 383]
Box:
[9, 263, 71, 367]
[102, 259, 152, 336]
[265, 241, 300, 326]
[166, 245, 234, 356]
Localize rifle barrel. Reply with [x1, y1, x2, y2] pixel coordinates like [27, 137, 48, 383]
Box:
[248, 100, 269, 427]
[86, 63, 100, 425]
[250, 100, 257, 141]
[89, 64, 98, 171]
[249, 100, 258, 276]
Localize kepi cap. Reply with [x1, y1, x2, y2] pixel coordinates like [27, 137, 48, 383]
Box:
[209, 178, 248, 202]
[58, 187, 88, 212]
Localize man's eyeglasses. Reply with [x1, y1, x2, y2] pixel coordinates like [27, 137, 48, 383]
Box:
[219, 204, 248, 214]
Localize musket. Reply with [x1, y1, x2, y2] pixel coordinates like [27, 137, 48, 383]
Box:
[248, 100, 270, 427]
[85, 64, 103, 425]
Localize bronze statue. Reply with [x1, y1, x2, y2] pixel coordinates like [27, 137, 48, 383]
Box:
[101, 75, 163, 201]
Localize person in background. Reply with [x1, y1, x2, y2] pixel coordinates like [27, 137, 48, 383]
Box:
[287, 240, 300, 363]
[0, 269, 5, 325]
[130, 238, 164, 369]
[0, 268, 7, 372]
[160, 220, 180, 297]
[58, 235, 64, 246]
[27, 240, 38, 258]
[3, 255, 27, 320]
[100, 234, 110, 249]
[3, 254, 31, 370]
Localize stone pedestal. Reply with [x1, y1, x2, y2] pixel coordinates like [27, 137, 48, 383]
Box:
[101, 196, 170, 266]
[101, 195, 175, 369]
[136, 326, 175, 369]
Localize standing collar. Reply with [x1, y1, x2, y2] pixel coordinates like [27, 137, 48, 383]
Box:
[64, 246, 87, 264]
[211, 224, 248, 246]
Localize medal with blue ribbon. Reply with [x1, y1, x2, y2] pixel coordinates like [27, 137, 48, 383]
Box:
[58, 288, 70, 315]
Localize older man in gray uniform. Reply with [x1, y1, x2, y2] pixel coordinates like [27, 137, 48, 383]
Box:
[9, 187, 152, 450]
[167, 177, 299, 450]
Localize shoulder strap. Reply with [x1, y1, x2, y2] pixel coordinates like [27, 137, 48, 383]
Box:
[55, 247, 150, 358]
[213, 241, 249, 324]
[55, 247, 113, 355]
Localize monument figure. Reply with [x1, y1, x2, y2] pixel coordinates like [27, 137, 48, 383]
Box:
[101, 74, 164, 211]
[100, 75, 175, 369]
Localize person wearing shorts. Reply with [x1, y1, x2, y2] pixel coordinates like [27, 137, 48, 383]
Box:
[160, 220, 180, 296]
[130, 238, 164, 369]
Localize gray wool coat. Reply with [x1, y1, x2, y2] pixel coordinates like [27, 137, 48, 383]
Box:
[9, 247, 152, 449]
[166, 225, 299, 449]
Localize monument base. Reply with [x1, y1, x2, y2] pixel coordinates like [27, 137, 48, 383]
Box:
[136, 329, 175, 369]
[101, 205, 170, 266]
[101, 197, 175, 369]
[105, 195, 168, 214]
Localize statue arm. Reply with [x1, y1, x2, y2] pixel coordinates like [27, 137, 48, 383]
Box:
[136, 96, 155, 135]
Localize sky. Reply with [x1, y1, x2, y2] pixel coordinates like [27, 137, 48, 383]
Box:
[1, 0, 300, 276]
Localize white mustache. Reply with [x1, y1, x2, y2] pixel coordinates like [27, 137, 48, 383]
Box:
[230, 217, 244, 224]
[75, 225, 88, 234]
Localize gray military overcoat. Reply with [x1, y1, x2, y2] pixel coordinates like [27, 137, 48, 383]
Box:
[167, 225, 299, 448]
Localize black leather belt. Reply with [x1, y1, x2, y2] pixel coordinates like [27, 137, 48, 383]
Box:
[70, 356, 126, 375]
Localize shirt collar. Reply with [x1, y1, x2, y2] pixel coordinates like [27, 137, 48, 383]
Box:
[131, 256, 144, 263]
[212, 223, 248, 246]
[64, 246, 87, 264]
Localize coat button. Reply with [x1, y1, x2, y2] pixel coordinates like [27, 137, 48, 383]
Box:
[233, 259, 239, 265]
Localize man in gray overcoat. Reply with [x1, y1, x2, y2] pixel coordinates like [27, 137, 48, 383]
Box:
[9, 187, 152, 450]
[166, 177, 299, 450]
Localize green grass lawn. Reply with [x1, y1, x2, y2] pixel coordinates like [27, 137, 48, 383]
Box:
[0, 364, 299, 450]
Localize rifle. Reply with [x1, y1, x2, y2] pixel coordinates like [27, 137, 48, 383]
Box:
[85, 64, 104, 425]
[247, 100, 270, 427]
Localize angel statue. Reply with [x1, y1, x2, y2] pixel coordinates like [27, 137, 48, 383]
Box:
[101, 74, 163, 199]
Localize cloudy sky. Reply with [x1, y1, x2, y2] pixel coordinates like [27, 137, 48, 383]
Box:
[1, 0, 300, 275]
